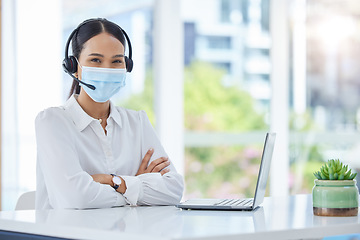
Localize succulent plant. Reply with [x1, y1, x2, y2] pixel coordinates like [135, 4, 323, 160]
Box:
[313, 159, 357, 180]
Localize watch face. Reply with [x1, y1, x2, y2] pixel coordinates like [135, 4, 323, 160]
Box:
[113, 176, 122, 185]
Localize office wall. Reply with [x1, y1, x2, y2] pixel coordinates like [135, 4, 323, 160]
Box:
[1, 0, 359, 210]
[1, 0, 62, 210]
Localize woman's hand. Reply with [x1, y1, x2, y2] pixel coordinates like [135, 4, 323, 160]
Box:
[91, 174, 112, 185]
[136, 148, 171, 176]
[91, 174, 127, 194]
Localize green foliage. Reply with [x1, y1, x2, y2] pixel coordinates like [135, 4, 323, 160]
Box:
[185, 145, 263, 198]
[184, 61, 266, 131]
[307, 145, 324, 164]
[313, 159, 357, 180]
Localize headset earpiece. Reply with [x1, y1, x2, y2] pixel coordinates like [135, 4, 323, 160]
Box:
[63, 55, 78, 74]
[125, 56, 133, 72]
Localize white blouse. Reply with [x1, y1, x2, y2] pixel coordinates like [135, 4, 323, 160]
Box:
[35, 95, 184, 209]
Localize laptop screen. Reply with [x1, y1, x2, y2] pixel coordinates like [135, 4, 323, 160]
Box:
[252, 133, 276, 208]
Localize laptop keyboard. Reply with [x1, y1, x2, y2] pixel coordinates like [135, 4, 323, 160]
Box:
[215, 199, 253, 207]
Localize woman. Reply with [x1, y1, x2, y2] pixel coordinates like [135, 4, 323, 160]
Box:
[35, 18, 184, 209]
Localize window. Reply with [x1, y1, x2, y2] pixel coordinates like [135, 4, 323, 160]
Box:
[289, 0, 360, 193]
[207, 36, 232, 49]
[2, 0, 359, 210]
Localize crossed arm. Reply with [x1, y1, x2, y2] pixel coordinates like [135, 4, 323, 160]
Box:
[91, 148, 171, 194]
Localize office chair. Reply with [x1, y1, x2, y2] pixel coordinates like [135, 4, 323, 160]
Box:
[15, 191, 36, 210]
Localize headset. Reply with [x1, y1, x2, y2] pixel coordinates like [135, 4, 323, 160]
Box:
[62, 18, 133, 90]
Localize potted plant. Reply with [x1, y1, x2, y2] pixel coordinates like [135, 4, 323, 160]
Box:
[312, 159, 359, 216]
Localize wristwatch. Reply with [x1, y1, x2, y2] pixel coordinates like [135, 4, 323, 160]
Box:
[110, 174, 122, 190]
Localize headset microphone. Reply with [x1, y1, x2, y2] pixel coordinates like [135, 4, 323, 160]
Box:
[62, 63, 96, 90]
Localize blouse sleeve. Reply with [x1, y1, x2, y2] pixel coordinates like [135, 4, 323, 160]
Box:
[120, 110, 184, 206]
[35, 108, 127, 209]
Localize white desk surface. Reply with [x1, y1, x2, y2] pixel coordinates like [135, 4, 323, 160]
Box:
[0, 194, 359, 240]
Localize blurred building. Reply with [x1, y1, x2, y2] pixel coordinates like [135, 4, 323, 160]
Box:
[182, 0, 271, 106]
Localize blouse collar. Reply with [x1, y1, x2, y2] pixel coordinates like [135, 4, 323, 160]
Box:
[64, 95, 122, 131]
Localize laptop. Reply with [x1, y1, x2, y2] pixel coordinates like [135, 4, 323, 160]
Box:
[176, 132, 276, 211]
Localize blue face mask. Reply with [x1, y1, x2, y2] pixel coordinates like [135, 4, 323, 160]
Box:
[79, 65, 127, 103]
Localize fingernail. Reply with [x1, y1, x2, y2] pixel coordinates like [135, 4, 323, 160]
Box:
[149, 148, 153, 152]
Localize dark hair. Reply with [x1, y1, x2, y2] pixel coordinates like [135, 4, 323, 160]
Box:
[68, 19, 126, 98]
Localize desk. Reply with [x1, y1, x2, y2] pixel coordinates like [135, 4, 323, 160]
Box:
[0, 195, 359, 240]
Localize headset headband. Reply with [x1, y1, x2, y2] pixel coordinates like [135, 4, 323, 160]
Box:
[63, 18, 133, 73]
